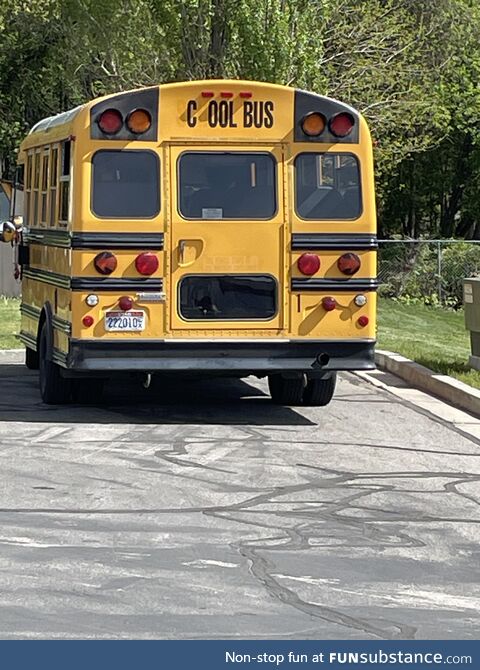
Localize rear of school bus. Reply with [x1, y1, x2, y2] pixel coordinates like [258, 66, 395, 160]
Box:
[18, 80, 376, 405]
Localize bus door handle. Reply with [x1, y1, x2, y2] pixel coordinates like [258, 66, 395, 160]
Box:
[179, 240, 186, 263]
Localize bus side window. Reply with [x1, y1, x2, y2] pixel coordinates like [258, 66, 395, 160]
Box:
[49, 147, 59, 227]
[25, 153, 32, 226]
[12, 164, 25, 221]
[59, 140, 71, 226]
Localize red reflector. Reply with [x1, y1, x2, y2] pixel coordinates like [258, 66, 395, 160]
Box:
[239, 92, 252, 98]
[358, 315, 369, 327]
[97, 109, 123, 135]
[220, 92, 233, 98]
[322, 297, 336, 311]
[119, 296, 134, 311]
[297, 253, 320, 276]
[82, 315, 94, 327]
[337, 252, 361, 275]
[94, 251, 117, 275]
[135, 252, 159, 276]
[201, 91, 214, 98]
[329, 112, 355, 138]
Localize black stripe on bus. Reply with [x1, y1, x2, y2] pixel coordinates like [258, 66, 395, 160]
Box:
[22, 267, 71, 290]
[24, 229, 71, 248]
[291, 234, 377, 251]
[71, 233, 164, 250]
[18, 330, 37, 350]
[70, 278, 163, 291]
[291, 278, 378, 291]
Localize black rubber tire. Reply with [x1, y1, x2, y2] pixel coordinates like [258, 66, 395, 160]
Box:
[268, 374, 305, 406]
[25, 346, 39, 370]
[38, 323, 71, 404]
[302, 374, 337, 407]
[71, 378, 105, 404]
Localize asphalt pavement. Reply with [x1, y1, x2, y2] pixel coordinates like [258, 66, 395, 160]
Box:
[0, 352, 479, 639]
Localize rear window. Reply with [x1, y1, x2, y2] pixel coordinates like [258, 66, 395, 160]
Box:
[179, 275, 277, 320]
[295, 153, 362, 220]
[92, 150, 160, 218]
[179, 152, 276, 219]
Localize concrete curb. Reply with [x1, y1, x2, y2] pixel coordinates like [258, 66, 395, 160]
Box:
[375, 349, 480, 418]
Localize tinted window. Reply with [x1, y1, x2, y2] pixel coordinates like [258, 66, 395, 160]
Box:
[179, 153, 276, 219]
[295, 153, 361, 220]
[179, 275, 277, 320]
[92, 150, 159, 218]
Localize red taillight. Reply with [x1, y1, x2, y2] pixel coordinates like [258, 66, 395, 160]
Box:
[239, 92, 252, 98]
[119, 296, 134, 311]
[135, 252, 159, 276]
[201, 91, 214, 98]
[97, 109, 123, 135]
[220, 92, 233, 98]
[329, 112, 355, 138]
[94, 251, 117, 275]
[338, 252, 361, 275]
[358, 315, 369, 327]
[82, 315, 94, 327]
[297, 253, 320, 276]
[322, 297, 336, 311]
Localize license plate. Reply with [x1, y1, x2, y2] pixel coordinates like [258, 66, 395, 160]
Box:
[105, 310, 146, 331]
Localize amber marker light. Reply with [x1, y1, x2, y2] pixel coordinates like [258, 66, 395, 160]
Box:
[301, 112, 326, 137]
[126, 109, 152, 134]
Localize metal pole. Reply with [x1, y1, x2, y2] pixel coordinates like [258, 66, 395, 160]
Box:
[437, 241, 442, 304]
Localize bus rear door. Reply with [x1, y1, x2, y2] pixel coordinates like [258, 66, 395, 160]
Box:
[168, 144, 286, 334]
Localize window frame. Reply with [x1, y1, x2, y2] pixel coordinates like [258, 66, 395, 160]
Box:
[177, 150, 278, 221]
[294, 151, 363, 221]
[90, 149, 161, 220]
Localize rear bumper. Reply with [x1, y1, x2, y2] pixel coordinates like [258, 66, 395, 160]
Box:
[66, 338, 376, 374]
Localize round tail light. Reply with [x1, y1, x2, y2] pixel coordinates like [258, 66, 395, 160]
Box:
[297, 253, 320, 276]
[301, 112, 326, 137]
[338, 253, 361, 275]
[322, 297, 336, 311]
[94, 251, 117, 275]
[357, 315, 369, 327]
[126, 109, 152, 134]
[329, 112, 355, 137]
[97, 109, 123, 135]
[82, 315, 94, 327]
[119, 296, 133, 311]
[135, 252, 159, 276]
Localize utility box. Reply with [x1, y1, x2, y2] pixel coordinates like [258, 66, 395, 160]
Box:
[464, 278, 480, 370]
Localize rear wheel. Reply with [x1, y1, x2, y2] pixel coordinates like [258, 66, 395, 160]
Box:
[38, 323, 71, 404]
[268, 374, 305, 406]
[25, 347, 39, 370]
[303, 374, 337, 407]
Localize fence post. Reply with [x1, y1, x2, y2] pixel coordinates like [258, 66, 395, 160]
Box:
[437, 241, 442, 304]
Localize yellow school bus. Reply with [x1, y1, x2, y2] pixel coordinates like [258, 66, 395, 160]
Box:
[4, 79, 376, 405]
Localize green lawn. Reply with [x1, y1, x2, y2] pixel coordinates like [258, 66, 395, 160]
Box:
[377, 297, 480, 389]
[0, 297, 20, 349]
[0, 295, 478, 389]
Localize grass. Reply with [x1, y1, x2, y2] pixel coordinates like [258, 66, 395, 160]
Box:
[0, 294, 478, 389]
[0, 297, 20, 349]
[377, 297, 480, 389]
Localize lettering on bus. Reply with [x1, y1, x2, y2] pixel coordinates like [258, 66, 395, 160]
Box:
[186, 100, 274, 129]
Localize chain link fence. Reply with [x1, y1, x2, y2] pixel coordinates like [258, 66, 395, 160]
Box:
[378, 240, 480, 306]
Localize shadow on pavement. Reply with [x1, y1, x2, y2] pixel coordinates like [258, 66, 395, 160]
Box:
[0, 363, 315, 426]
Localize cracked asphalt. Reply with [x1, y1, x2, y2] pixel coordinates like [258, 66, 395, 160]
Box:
[0, 352, 479, 639]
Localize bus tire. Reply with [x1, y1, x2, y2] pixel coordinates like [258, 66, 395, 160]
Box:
[38, 323, 71, 404]
[303, 374, 336, 407]
[25, 347, 39, 370]
[268, 374, 305, 406]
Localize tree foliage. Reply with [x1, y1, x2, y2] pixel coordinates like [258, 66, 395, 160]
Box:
[0, 0, 479, 237]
